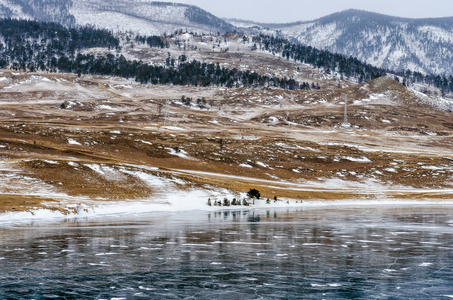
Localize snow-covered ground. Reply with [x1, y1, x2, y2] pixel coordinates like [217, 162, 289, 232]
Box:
[2, 193, 453, 225]
[69, 0, 229, 35]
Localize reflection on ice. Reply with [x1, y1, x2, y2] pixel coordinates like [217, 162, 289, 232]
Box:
[0, 205, 453, 298]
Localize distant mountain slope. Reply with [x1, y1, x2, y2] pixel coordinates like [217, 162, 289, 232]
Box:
[232, 10, 453, 75]
[274, 10, 453, 75]
[0, 0, 74, 26]
[0, 0, 236, 35]
[70, 0, 236, 35]
[2, 1, 453, 76]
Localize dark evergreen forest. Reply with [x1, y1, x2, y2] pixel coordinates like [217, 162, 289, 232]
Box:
[134, 35, 169, 49]
[0, 18, 119, 71]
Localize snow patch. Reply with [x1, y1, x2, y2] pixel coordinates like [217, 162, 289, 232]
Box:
[239, 164, 253, 168]
[256, 161, 270, 168]
[161, 126, 185, 131]
[344, 157, 371, 163]
[68, 139, 82, 145]
[167, 147, 191, 159]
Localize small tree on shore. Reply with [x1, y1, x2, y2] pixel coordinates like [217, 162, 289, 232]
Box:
[247, 189, 261, 199]
[223, 198, 231, 206]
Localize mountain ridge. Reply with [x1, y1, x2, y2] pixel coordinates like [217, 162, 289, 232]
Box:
[229, 9, 453, 29]
[1, 2, 453, 75]
[231, 9, 453, 75]
[0, 0, 236, 35]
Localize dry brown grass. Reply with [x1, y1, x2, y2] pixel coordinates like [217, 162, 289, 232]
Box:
[1, 70, 453, 213]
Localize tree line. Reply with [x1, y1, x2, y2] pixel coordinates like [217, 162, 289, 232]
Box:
[134, 35, 169, 48]
[251, 34, 453, 94]
[3, 18, 452, 93]
[251, 34, 386, 83]
[55, 53, 306, 89]
[0, 18, 119, 70]
[393, 69, 453, 96]
[0, 19, 308, 90]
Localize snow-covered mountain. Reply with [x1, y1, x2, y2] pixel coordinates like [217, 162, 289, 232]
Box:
[0, 0, 235, 35]
[2, 1, 453, 76]
[232, 10, 453, 75]
[0, 0, 74, 26]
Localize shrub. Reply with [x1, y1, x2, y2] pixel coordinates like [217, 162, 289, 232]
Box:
[223, 198, 231, 206]
[247, 189, 261, 199]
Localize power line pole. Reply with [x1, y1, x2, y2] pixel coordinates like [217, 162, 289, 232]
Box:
[163, 100, 169, 127]
[342, 98, 350, 128]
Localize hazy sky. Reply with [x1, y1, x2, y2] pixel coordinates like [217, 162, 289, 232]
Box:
[174, 0, 453, 23]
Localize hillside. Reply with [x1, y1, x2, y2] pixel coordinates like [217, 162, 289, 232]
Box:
[0, 8, 453, 215]
[233, 10, 453, 75]
[2, 1, 453, 76]
[0, 0, 235, 35]
[1, 67, 453, 214]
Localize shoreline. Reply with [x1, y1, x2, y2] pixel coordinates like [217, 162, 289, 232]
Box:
[1, 197, 453, 226]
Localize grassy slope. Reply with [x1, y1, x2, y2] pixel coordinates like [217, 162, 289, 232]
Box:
[1, 36, 453, 213]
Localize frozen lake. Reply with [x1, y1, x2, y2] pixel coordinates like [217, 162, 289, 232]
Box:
[1, 204, 453, 299]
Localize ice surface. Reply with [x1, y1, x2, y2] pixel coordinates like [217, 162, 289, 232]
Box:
[0, 204, 452, 298]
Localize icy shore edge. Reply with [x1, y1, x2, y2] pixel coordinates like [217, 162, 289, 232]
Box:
[1, 192, 453, 225]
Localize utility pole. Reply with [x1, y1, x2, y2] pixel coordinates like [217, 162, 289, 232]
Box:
[163, 100, 169, 127]
[342, 98, 350, 128]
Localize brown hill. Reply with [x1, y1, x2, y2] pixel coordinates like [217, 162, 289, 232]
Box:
[0, 70, 452, 214]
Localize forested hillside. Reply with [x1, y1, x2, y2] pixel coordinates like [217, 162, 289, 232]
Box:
[0, 0, 74, 26]
[251, 34, 386, 83]
[267, 10, 453, 76]
[252, 34, 453, 94]
[0, 19, 305, 90]
[1, 18, 453, 94]
[0, 18, 119, 70]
